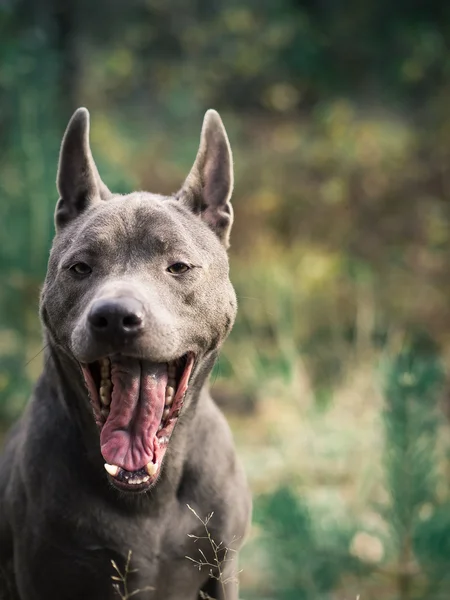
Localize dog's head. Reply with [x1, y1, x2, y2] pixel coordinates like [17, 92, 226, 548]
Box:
[40, 108, 237, 492]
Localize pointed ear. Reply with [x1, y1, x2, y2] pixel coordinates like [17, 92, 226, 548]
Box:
[178, 110, 234, 248]
[55, 108, 111, 230]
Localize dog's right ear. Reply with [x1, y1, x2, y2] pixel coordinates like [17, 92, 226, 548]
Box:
[55, 108, 111, 230]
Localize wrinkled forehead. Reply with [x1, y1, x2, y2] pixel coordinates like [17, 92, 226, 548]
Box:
[56, 193, 211, 262]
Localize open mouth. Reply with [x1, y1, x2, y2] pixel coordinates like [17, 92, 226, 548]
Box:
[80, 353, 195, 492]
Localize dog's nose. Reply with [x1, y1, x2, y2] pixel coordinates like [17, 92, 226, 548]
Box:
[88, 298, 144, 337]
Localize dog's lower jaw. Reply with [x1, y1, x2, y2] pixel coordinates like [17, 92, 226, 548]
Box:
[80, 353, 195, 493]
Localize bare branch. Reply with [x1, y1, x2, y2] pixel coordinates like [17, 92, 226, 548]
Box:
[185, 505, 243, 600]
[111, 550, 154, 599]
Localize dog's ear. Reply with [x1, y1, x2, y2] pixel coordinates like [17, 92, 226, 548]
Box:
[55, 108, 111, 229]
[178, 110, 234, 248]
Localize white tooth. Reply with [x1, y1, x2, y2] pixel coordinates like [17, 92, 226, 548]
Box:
[100, 376, 112, 406]
[100, 396, 111, 408]
[142, 475, 150, 483]
[100, 388, 111, 406]
[146, 461, 158, 476]
[101, 407, 109, 418]
[157, 424, 163, 432]
[104, 463, 119, 477]
[163, 408, 170, 420]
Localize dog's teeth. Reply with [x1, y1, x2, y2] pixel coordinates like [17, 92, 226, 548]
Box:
[100, 381, 112, 406]
[163, 408, 170, 420]
[165, 386, 175, 406]
[146, 461, 158, 476]
[104, 463, 119, 477]
[129, 476, 150, 485]
[100, 359, 110, 377]
[158, 424, 163, 432]
[101, 407, 109, 419]
[100, 390, 110, 406]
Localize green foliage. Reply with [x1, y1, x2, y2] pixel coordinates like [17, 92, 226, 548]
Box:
[413, 504, 450, 598]
[382, 337, 444, 545]
[248, 340, 450, 600]
[0, 8, 62, 422]
[254, 486, 362, 599]
[378, 338, 449, 600]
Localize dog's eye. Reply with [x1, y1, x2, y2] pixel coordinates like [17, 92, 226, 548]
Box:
[167, 262, 191, 275]
[70, 262, 92, 276]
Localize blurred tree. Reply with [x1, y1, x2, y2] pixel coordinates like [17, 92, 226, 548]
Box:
[3, 2, 450, 595]
[380, 337, 448, 600]
[253, 486, 363, 599]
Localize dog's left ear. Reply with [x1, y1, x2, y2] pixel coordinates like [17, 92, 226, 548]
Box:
[178, 110, 234, 248]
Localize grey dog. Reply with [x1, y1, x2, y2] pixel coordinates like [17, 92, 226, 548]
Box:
[0, 108, 251, 600]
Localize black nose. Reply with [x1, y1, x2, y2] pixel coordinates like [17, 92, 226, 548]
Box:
[88, 297, 144, 338]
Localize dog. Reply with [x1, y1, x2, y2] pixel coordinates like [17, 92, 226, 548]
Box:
[0, 108, 251, 600]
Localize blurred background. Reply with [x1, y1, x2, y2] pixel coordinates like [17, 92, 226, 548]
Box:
[2, 0, 450, 598]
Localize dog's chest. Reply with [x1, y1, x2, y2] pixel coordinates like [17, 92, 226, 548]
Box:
[88, 502, 210, 597]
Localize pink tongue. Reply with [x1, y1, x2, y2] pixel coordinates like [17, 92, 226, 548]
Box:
[100, 358, 168, 472]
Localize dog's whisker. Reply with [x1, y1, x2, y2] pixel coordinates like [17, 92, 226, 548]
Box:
[235, 295, 263, 301]
[24, 344, 49, 367]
